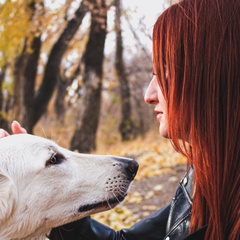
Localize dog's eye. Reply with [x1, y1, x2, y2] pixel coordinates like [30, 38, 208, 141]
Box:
[46, 153, 65, 167]
[50, 155, 58, 164]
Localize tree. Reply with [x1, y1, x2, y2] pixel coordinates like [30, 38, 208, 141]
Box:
[0, 0, 36, 128]
[70, 0, 108, 153]
[0, 64, 9, 130]
[114, 0, 137, 141]
[0, 0, 32, 67]
[12, 0, 91, 133]
[54, 62, 81, 123]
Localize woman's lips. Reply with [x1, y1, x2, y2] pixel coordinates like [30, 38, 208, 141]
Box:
[154, 110, 163, 122]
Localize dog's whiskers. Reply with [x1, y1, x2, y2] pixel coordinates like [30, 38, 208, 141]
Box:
[112, 192, 122, 204]
[115, 189, 125, 197]
[118, 188, 128, 195]
[106, 197, 114, 210]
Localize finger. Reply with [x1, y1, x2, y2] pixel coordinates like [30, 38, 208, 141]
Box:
[0, 129, 10, 138]
[11, 121, 27, 134]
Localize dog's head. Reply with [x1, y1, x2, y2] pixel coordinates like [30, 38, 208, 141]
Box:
[0, 134, 138, 239]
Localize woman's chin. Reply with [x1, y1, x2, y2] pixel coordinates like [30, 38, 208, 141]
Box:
[159, 126, 169, 139]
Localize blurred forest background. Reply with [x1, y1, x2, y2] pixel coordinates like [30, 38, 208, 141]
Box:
[0, 0, 185, 230]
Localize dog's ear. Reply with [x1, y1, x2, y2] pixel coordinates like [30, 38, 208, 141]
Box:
[0, 172, 16, 222]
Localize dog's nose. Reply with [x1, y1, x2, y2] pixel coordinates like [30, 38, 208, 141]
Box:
[113, 157, 139, 179]
[126, 159, 139, 178]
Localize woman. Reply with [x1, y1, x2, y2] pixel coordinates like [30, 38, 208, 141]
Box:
[3, 0, 239, 239]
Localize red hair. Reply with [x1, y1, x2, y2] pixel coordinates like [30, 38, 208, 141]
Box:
[153, 0, 240, 239]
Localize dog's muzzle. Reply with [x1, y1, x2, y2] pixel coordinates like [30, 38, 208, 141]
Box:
[78, 157, 138, 213]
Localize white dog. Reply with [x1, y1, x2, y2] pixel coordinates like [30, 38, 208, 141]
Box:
[0, 134, 138, 240]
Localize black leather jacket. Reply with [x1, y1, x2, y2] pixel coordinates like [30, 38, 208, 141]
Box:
[49, 167, 207, 240]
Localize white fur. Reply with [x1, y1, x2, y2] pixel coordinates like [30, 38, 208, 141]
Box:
[0, 134, 136, 240]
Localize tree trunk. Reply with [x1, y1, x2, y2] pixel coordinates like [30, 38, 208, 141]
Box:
[54, 78, 69, 123]
[54, 65, 81, 123]
[70, 0, 107, 153]
[0, 64, 9, 130]
[24, 0, 90, 133]
[22, 36, 42, 132]
[114, 0, 137, 141]
[12, 0, 41, 128]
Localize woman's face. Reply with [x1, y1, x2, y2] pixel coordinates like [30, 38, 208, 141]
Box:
[144, 75, 169, 138]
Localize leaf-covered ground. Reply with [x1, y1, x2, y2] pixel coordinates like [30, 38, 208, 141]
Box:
[92, 132, 187, 230]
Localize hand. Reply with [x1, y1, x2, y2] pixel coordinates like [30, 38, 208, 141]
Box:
[0, 121, 27, 138]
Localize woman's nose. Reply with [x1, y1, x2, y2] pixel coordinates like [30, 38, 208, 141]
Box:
[144, 76, 158, 105]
